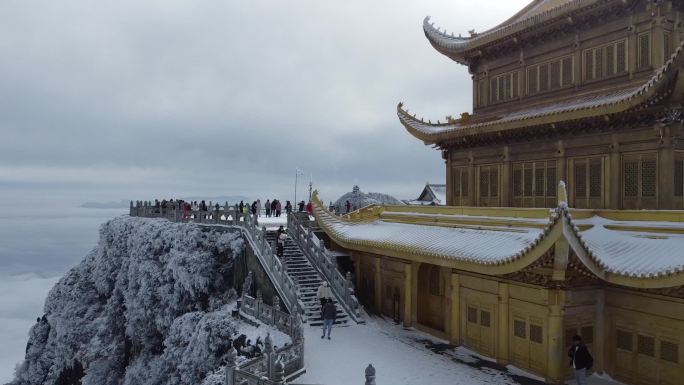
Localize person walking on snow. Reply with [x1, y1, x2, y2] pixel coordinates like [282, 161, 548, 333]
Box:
[316, 282, 333, 307]
[321, 299, 336, 340]
[568, 335, 593, 385]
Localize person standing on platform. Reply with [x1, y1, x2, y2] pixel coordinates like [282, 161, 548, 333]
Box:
[256, 199, 262, 217]
[275, 200, 282, 217]
[306, 201, 313, 215]
[345, 200, 351, 213]
[265, 199, 271, 217]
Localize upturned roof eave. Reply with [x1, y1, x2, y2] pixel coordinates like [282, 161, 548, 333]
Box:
[399, 40, 684, 147]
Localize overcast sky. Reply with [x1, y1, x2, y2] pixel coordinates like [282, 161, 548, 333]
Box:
[0, 0, 530, 205]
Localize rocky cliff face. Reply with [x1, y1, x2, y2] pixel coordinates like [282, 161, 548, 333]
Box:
[9, 216, 246, 385]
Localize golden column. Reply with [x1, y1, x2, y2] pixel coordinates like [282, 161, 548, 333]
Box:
[403, 262, 413, 327]
[547, 289, 566, 385]
[450, 272, 461, 344]
[497, 282, 510, 365]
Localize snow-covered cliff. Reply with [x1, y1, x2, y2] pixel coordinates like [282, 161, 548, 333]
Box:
[7, 216, 279, 385]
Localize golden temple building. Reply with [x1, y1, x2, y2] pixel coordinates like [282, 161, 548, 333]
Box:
[314, 1, 684, 384]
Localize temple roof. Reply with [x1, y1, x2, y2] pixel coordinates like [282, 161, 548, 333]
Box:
[405, 184, 446, 205]
[424, 0, 612, 64]
[312, 189, 684, 289]
[400, 40, 684, 146]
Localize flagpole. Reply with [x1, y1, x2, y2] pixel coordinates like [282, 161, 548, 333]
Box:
[295, 169, 298, 207]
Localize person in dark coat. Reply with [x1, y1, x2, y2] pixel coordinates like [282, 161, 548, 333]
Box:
[265, 199, 271, 217]
[345, 200, 351, 213]
[239, 200, 244, 213]
[568, 335, 593, 385]
[321, 300, 336, 340]
[251, 201, 257, 215]
[285, 201, 292, 214]
[320, 300, 336, 339]
[298, 200, 305, 212]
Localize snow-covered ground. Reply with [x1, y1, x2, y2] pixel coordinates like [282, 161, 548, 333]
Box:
[296, 317, 624, 385]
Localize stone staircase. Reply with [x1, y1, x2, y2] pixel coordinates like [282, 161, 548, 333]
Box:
[266, 231, 350, 327]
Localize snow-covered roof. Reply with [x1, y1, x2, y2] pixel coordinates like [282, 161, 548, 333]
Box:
[401, 39, 684, 146]
[407, 184, 447, 205]
[312, 191, 684, 289]
[423, 0, 610, 64]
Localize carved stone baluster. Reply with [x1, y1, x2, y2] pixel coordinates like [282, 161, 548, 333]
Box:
[225, 346, 237, 385]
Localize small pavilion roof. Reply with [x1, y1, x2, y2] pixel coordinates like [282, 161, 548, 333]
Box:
[312, 189, 684, 289]
[424, 0, 613, 64]
[399, 40, 684, 146]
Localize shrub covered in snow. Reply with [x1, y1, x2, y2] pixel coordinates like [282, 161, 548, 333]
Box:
[9, 216, 250, 385]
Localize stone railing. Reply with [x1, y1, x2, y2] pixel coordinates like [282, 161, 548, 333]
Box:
[287, 213, 362, 323]
[240, 293, 301, 338]
[129, 201, 305, 319]
[227, 294, 305, 385]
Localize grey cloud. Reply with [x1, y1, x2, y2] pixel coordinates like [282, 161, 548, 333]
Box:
[0, 0, 529, 205]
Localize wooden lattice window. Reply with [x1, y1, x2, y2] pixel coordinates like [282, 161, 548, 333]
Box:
[490, 71, 519, 103]
[616, 41, 627, 73]
[527, 67, 538, 94]
[573, 157, 602, 206]
[512, 160, 556, 206]
[514, 320, 527, 339]
[561, 57, 573, 86]
[479, 165, 499, 203]
[661, 340, 679, 364]
[452, 166, 469, 205]
[584, 39, 628, 80]
[480, 311, 491, 328]
[638, 32, 651, 69]
[623, 153, 657, 205]
[477, 79, 487, 107]
[584, 50, 595, 81]
[467, 307, 478, 323]
[539, 64, 549, 92]
[546, 165, 557, 196]
[605, 44, 615, 76]
[617, 330, 633, 351]
[638, 334, 655, 357]
[530, 324, 543, 344]
[528, 56, 573, 94]
[428, 265, 441, 296]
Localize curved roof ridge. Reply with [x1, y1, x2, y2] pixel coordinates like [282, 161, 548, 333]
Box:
[400, 39, 684, 145]
[424, 0, 609, 63]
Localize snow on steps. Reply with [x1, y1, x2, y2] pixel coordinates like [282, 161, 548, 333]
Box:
[266, 231, 351, 328]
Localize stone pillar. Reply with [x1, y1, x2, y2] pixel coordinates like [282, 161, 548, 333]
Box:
[272, 358, 285, 384]
[224, 346, 237, 385]
[403, 262, 412, 327]
[365, 364, 376, 385]
[497, 282, 510, 365]
[547, 290, 566, 385]
[374, 257, 382, 313]
[449, 272, 461, 345]
[264, 333, 274, 379]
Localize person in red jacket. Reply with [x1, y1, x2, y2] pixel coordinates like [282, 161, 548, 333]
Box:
[306, 201, 313, 214]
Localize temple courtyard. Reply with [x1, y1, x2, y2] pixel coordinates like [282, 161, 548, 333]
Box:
[297, 317, 624, 385]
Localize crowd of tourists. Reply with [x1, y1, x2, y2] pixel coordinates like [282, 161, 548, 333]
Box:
[146, 197, 321, 217]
